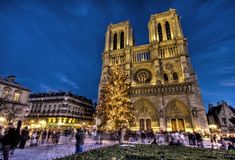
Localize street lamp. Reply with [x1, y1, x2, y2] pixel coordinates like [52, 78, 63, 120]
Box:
[209, 124, 218, 134]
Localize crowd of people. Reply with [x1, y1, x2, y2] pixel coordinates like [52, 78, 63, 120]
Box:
[0, 123, 21, 160]
[1, 122, 235, 159]
[92, 129, 235, 150]
[0, 122, 76, 160]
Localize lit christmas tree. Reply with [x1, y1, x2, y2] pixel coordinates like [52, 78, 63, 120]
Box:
[96, 66, 135, 130]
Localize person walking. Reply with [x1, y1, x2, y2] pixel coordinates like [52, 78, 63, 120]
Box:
[30, 131, 37, 147]
[19, 127, 29, 149]
[75, 128, 85, 153]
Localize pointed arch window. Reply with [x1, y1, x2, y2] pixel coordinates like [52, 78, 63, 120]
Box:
[172, 72, 178, 81]
[113, 33, 117, 50]
[164, 73, 168, 82]
[120, 31, 124, 49]
[165, 21, 171, 40]
[158, 23, 163, 42]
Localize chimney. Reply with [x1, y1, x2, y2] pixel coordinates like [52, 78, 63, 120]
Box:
[208, 104, 213, 110]
[6, 75, 16, 82]
[221, 100, 227, 106]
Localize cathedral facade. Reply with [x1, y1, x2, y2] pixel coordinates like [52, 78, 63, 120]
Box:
[99, 9, 209, 134]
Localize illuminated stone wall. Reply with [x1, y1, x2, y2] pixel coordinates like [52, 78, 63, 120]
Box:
[99, 9, 210, 134]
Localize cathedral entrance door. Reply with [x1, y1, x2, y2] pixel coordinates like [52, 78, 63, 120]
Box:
[166, 99, 192, 132]
[140, 119, 145, 130]
[146, 119, 151, 130]
[134, 98, 159, 131]
[139, 119, 152, 130]
[178, 118, 185, 131]
[171, 118, 185, 131]
[171, 119, 177, 131]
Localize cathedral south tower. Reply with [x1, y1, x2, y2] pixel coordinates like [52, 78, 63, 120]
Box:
[99, 9, 209, 134]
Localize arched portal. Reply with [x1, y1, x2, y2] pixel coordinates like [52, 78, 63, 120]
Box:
[165, 99, 193, 132]
[133, 98, 159, 131]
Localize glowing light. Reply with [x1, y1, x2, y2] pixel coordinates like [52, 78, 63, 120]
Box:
[209, 124, 218, 129]
[39, 120, 47, 127]
[0, 117, 6, 122]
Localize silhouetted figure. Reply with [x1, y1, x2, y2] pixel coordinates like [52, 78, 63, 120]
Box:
[151, 138, 158, 145]
[19, 126, 29, 149]
[75, 128, 85, 153]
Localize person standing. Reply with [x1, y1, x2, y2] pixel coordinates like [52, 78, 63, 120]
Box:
[0, 125, 4, 156]
[19, 127, 29, 149]
[1, 123, 17, 160]
[75, 128, 85, 153]
[195, 132, 203, 148]
[41, 130, 47, 145]
[30, 131, 37, 146]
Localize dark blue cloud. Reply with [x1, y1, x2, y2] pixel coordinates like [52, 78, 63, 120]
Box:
[0, 0, 235, 108]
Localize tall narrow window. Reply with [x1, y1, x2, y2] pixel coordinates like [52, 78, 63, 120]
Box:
[158, 23, 163, 42]
[113, 33, 117, 50]
[120, 31, 124, 49]
[172, 72, 178, 81]
[165, 21, 171, 40]
[13, 92, 20, 102]
[3, 88, 10, 98]
[164, 73, 168, 82]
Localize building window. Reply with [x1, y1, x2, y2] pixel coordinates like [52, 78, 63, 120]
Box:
[164, 73, 168, 82]
[113, 33, 117, 50]
[222, 118, 226, 125]
[3, 89, 9, 98]
[13, 92, 20, 102]
[165, 21, 171, 40]
[158, 23, 163, 42]
[172, 72, 179, 81]
[120, 31, 124, 49]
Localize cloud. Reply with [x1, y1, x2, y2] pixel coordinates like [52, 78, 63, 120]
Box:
[56, 73, 78, 89]
[39, 84, 54, 91]
[214, 66, 235, 75]
[220, 77, 235, 87]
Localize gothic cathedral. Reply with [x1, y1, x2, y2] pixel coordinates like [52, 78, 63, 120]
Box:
[99, 9, 209, 134]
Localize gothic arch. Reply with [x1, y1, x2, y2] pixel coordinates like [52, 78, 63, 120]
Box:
[172, 72, 178, 81]
[133, 98, 159, 130]
[164, 73, 168, 82]
[113, 33, 117, 50]
[165, 21, 171, 40]
[120, 31, 124, 49]
[165, 99, 190, 117]
[158, 23, 163, 42]
[165, 99, 193, 131]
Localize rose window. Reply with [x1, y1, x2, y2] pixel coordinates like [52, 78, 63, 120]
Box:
[134, 69, 152, 83]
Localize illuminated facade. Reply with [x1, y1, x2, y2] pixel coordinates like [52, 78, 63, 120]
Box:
[207, 101, 235, 133]
[99, 9, 209, 133]
[27, 92, 94, 127]
[0, 75, 30, 123]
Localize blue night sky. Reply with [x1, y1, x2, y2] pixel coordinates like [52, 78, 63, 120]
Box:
[0, 0, 235, 109]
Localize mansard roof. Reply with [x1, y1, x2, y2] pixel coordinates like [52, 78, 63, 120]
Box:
[208, 103, 235, 116]
[0, 76, 30, 91]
